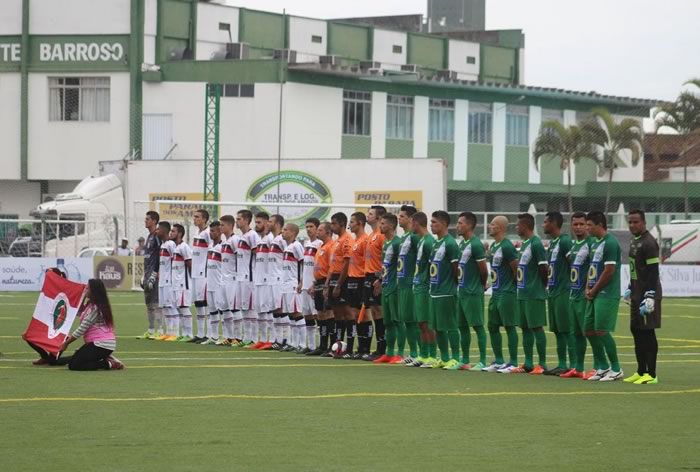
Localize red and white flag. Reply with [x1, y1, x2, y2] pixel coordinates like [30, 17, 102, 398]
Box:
[22, 271, 86, 354]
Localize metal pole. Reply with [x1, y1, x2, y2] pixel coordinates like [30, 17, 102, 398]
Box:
[684, 163, 689, 219]
[275, 9, 286, 215]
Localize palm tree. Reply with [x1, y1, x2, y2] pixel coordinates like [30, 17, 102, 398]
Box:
[533, 120, 601, 213]
[584, 108, 644, 215]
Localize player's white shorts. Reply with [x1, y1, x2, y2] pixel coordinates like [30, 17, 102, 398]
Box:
[207, 287, 227, 312]
[281, 290, 302, 314]
[192, 277, 207, 303]
[224, 280, 238, 311]
[237, 281, 255, 311]
[172, 289, 192, 308]
[158, 286, 174, 308]
[254, 284, 272, 313]
[270, 283, 283, 311]
[300, 289, 316, 316]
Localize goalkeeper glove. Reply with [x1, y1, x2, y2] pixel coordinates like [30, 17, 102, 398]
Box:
[145, 272, 157, 291]
[623, 288, 631, 305]
[639, 290, 655, 316]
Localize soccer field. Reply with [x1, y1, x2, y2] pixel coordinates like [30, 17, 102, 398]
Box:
[1, 292, 699, 471]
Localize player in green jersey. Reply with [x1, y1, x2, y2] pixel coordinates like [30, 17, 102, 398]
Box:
[397, 205, 421, 364]
[585, 211, 623, 382]
[452, 212, 488, 371]
[372, 213, 403, 364]
[513, 213, 549, 375]
[483, 216, 520, 373]
[409, 212, 437, 367]
[560, 212, 598, 379]
[542, 211, 574, 376]
[428, 211, 461, 369]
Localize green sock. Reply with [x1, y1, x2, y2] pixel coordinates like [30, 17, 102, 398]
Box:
[567, 332, 577, 369]
[555, 332, 568, 369]
[406, 323, 419, 358]
[459, 326, 471, 364]
[448, 330, 461, 361]
[534, 329, 547, 368]
[587, 334, 608, 370]
[396, 322, 406, 356]
[522, 329, 534, 369]
[385, 322, 396, 356]
[429, 340, 437, 358]
[505, 326, 519, 365]
[488, 326, 504, 364]
[575, 334, 587, 372]
[474, 326, 487, 364]
[602, 332, 621, 372]
[436, 331, 449, 362]
[418, 335, 428, 358]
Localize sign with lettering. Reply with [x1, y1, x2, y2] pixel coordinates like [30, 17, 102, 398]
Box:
[0, 36, 129, 69]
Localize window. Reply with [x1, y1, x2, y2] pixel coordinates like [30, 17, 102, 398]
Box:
[386, 95, 414, 139]
[468, 102, 492, 144]
[311, 35, 323, 44]
[49, 77, 110, 122]
[541, 109, 564, 136]
[218, 22, 230, 31]
[392, 45, 403, 54]
[466, 56, 476, 65]
[223, 83, 255, 98]
[506, 105, 529, 146]
[343, 90, 371, 136]
[429, 98, 454, 142]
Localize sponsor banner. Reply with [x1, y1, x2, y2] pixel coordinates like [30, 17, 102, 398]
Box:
[354, 191, 423, 213]
[621, 264, 700, 297]
[0, 258, 93, 291]
[94, 256, 144, 291]
[148, 193, 206, 222]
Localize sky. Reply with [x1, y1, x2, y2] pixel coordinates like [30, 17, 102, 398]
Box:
[225, 0, 700, 101]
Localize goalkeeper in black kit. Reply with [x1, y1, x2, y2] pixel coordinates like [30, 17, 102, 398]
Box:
[624, 210, 662, 385]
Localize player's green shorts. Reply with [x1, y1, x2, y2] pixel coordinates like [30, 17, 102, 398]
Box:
[382, 291, 399, 323]
[487, 293, 519, 327]
[413, 291, 430, 323]
[457, 294, 484, 327]
[430, 295, 457, 332]
[584, 297, 619, 332]
[570, 297, 587, 335]
[398, 287, 415, 323]
[518, 299, 547, 329]
[548, 292, 572, 333]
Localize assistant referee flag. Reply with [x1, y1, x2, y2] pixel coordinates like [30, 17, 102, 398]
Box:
[22, 270, 86, 354]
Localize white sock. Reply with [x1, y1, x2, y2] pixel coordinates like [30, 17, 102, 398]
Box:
[156, 308, 165, 335]
[195, 306, 206, 337]
[306, 324, 317, 350]
[222, 311, 234, 340]
[180, 307, 193, 337]
[265, 313, 274, 342]
[209, 312, 220, 340]
[272, 317, 280, 343]
[232, 311, 243, 340]
[280, 315, 290, 344]
[171, 306, 181, 336]
[296, 319, 307, 348]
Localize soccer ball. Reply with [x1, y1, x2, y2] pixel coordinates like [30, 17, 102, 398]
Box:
[331, 341, 346, 355]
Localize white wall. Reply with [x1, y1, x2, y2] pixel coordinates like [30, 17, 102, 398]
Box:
[373, 29, 407, 70]
[528, 106, 542, 184]
[454, 99, 469, 180]
[518, 48, 526, 84]
[0, 0, 22, 35]
[144, 0, 157, 64]
[492, 102, 506, 182]
[0, 73, 21, 180]
[27, 73, 131, 180]
[196, 2, 239, 60]
[288, 16, 327, 63]
[371, 92, 387, 158]
[563, 110, 577, 184]
[0, 180, 40, 218]
[448, 40, 479, 80]
[413, 96, 429, 159]
[29, 0, 131, 34]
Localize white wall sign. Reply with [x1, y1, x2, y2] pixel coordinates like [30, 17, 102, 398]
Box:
[0, 258, 93, 291]
[0, 42, 125, 63]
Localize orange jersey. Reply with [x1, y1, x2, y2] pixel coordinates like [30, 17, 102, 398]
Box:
[329, 232, 353, 274]
[349, 232, 369, 278]
[364, 228, 385, 274]
[314, 240, 333, 280]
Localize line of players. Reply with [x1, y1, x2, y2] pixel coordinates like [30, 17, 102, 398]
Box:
[149, 205, 661, 384]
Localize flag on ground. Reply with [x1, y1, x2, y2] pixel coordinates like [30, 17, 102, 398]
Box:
[22, 271, 86, 354]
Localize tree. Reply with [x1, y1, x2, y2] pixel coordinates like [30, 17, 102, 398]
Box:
[533, 120, 600, 213]
[584, 108, 644, 215]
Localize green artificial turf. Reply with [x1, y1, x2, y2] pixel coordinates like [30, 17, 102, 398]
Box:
[1, 292, 699, 471]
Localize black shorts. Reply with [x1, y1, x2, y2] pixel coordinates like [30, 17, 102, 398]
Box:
[630, 295, 662, 330]
[328, 274, 349, 306]
[363, 273, 381, 307]
[314, 278, 328, 312]
[347, 277, 365, 309]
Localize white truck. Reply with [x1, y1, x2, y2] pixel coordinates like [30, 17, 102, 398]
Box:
[651, 221, 700, 264]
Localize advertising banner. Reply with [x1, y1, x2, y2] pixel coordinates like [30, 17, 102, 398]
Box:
[93, 256, 144, 291]
[0, 258, 93, 291]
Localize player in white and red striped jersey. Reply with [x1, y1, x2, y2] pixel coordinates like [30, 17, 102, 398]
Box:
[170, 224, 193, 341]
[249, 212, 273, 349]
[200, 221, 225, 345]
[300, 218, 323, 352]
[278, 223, 305, 352]
[157, 221, 177, 340]
[236, 210, 260, 346]
[219, 214, 241, 345]
[266, 214, 287, 350]
[189, 209, 212, 342]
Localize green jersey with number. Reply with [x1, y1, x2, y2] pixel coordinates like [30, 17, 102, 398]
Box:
[488, 238, 517, 296]
[413, 233, 436, 294]
[588, 233, 621, 300]
[547, 234, 572, 297]
[568, 237, 592, 300]
[517, 236, 547, 300]
[429, 234, 459, 297]
[381, 236, 401, 295]
[458, 236, 486, 296]
[397, 232, 420, 289]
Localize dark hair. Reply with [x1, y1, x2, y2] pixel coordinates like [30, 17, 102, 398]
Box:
[545, 211, 564, 229]
[629, 209, 646, 222]
[459, 211, 477, 229]
[88, 279, 114, 328]
[370, 205, 387, 217]
[195, 209, 210, 222]
[586, 211, 607, 229]
[432, 210, 450, 226]
[173, 224, 185, 238]
[517, 213, 535, 230]
[400, 205, 417, 217]
[351, 212, 367, 226]
[382, 213, 398, 229]
[158, 221, 171, 232]
[220, 214, 235, 225]
[49, 267, 67, 278]
[209, 220, 221, 229]
[411, 211, 428, 228]
[255, 212, 270, 221]
[571, 211, 587, 220]
[271, 214, 285, 227]
[331, 212, 348, 227]
[237, 209, 253, 223]
[305, 217, 320, 228]
[146, 210, 160, 223]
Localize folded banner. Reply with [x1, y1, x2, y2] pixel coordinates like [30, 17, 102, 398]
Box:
[22, 271, 86, 354]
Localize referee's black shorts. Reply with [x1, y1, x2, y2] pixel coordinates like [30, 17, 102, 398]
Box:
[328, 274, 349, 306]
[363, 273, 381, 307]
[313, 278, 328, 312]
[347, 277, 365, 309]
